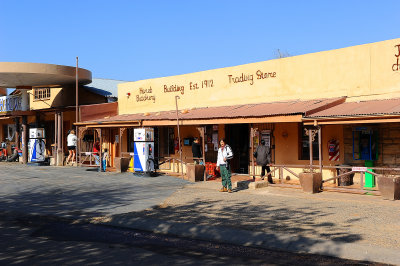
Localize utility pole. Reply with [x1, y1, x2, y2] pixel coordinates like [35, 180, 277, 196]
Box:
[75, 56, 79, 167]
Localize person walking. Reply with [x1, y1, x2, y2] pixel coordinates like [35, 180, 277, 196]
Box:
[191, 137, 202, 164]
[254, 139, 273, 183]
[216, 138, 234, 193]
[66, 129, 77, 165]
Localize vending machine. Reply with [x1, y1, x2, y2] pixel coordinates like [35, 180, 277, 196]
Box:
[29, 128, 46, 162]
[133, 128, 155, 172]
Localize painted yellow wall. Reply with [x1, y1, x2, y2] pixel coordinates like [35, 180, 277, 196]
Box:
[30, 87, 63, 110]
[274, 123, 300, 165]
[30, 86, 106, 110]
[118, 38, 400, 115]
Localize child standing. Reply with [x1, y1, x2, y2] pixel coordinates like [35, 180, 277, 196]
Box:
[102, 148, 109, 172]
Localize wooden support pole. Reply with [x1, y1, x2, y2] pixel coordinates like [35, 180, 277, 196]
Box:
[22, 116, 27, 164]
[309, 129, 313, 172]
[14, 117, 20, 150]
[54, 113, 57, 163]
[318, 127, 322, 174]
[251, 127, 255, 180]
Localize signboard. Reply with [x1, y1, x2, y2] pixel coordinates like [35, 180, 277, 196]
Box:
[0, 95, 22, 113]
[261, 130, 271, 148]
[352, 167, 367, 172]
[133, 128, 154, 142]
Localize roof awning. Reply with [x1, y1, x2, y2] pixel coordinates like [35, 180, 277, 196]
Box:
[76, 97, 345, 127]
[304, 98, 400, 125]
[75, 120, 140, 127]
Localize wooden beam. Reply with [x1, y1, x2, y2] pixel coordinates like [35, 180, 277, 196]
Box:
[304, 117, 400, 125]
[86, 124, 139, 128]
[142, 115, 303, 126]
[75, 120, 140, 126]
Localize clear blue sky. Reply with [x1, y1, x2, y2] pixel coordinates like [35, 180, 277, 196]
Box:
[0, 0, 398, 82]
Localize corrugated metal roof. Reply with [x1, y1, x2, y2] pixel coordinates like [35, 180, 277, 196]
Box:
[307, 98, 400, 118]
[84, 78, 129, 98]
[86, 97, 344, 123]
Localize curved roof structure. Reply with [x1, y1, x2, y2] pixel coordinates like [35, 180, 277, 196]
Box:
[0, 62, 92, 88]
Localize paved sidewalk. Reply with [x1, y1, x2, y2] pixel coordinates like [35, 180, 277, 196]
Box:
[1, 163, 399, 264]
[101, 181, 400, 264]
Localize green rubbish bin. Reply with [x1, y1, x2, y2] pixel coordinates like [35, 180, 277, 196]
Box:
[364, 160, 375, 188]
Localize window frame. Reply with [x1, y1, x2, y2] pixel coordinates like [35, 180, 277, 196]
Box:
[33, 88, 51, 101]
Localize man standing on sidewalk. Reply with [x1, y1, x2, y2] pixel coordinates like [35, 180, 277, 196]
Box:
[254, 139, 273, 183]
[216, 139, 234, 193]
[191, 137, 202, 164]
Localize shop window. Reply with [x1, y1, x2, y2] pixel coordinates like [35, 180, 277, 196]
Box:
[299, 125, 319, 160]
[34, 88, 51, 101]
[352, 127, 378, 160]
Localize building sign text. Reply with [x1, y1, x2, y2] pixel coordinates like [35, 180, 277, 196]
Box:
[136, 87, 156, 103]
[0, 95, 22, 113]
[228, 70, 276, 86]
[393, 44, 400, 71]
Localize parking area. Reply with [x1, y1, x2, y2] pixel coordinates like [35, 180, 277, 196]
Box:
[0, 163, 190, 219]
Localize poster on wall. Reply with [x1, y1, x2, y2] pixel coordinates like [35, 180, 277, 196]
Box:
[252, 131, 260, 147]
[212, 133, 218, 148]
[7, 124, 16, 141]
[261, 130, 271, 147]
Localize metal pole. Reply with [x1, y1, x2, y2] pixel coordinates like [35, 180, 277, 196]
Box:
[75, 56, 79, 167]
[309, 129, 313, 172]
[175, 96, 184, 179]
[75, 56, 79, 123]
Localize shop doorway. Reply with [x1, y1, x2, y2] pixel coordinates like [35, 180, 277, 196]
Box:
[226, 124, 249, 174]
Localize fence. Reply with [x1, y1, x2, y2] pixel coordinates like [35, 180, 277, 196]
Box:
[260, 164, 399, 195]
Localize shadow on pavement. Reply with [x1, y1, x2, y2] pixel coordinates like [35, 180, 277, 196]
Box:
[108, 196, 366, 261]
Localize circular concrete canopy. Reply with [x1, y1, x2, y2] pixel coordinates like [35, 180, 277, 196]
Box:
[0, 62, 92, 88]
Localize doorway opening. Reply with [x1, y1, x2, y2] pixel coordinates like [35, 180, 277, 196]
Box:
[225, 124, 249, 174]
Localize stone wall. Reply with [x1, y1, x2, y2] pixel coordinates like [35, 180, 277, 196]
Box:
[344, 123, 400, 168]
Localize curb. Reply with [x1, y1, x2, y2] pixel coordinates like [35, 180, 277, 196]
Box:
[102, 216, 400, 265]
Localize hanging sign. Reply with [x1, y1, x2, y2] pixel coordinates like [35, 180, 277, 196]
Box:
[0, 95, 23, 113]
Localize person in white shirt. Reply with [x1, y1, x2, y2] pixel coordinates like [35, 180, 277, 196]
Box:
[216, 138, 234, 193]
[66, 129, 77, 165]
[102, 148, 109, 172]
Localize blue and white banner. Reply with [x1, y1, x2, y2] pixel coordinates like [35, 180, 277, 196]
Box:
[0, 95, 22, 112]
